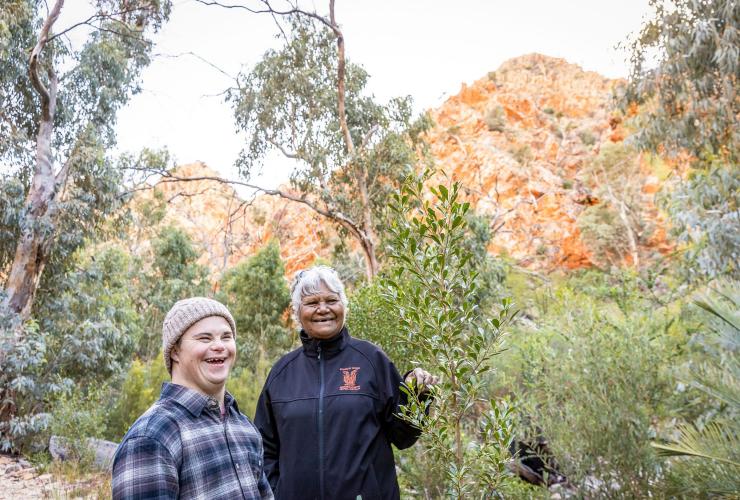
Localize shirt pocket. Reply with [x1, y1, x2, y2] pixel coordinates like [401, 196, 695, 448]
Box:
[244, 450, 264, 479]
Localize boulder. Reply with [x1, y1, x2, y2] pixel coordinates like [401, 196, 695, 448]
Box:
[49, 435, 119, 470]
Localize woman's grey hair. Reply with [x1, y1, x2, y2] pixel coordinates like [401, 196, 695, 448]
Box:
[290, 265, 348, 326]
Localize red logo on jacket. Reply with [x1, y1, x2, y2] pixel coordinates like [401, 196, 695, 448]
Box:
[339, 367, 360, 391]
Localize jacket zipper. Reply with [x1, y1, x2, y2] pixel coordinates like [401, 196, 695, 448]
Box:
[318, 345, 325, 500]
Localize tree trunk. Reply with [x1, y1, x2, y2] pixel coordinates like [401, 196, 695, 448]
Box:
[2, 0, 65, 321]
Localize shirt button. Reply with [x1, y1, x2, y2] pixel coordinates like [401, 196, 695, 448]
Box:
[236, 463, 240, 469]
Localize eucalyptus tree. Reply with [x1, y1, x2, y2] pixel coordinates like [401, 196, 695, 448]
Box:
[0, 0, 171, 322]
[0, 0, 170, 451]
[622, 0, 739, 279]
[222, 1, 430, 279]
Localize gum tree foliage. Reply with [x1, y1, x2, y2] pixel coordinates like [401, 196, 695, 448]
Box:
[218, 239, 293, 371]
[383, 174, 516, 497]
[0, 0, 170, 451]
[622, 0, 739, 279]
[136, 225, 209, 359]
[228, 9, 431, 279]
[0, 247, 143, 451]
[0, 0, 171, 320]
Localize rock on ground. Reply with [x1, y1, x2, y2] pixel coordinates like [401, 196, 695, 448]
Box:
[0, 454, 107, 499]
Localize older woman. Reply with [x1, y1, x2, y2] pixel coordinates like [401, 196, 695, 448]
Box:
[254, 265, 438, 500]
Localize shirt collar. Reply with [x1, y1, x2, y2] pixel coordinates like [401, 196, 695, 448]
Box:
[160, 382, 238, 417]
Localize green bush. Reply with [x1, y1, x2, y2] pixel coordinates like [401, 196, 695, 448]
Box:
[228, 355, 271, 420]
[656, 282, 740, 496]
[485, 106, 507, 133]
[578, 129, 597, 146]
[218, 240, 293, 372]
[105, 354, 168, 441]
[501, 271, 686, 497]
[1, 246, 143, 452]
[136, 226, 209, 359]
[50, 386, 110, 467]
[384, 176, 516, 497]
[510, 144, 533, 165]
[348, 280, 412, 364]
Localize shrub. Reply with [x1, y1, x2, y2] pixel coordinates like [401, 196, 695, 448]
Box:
[228, 355, 271, 420]
[218, 240, 293, 372]
[347, 280, 411, 364]
[656, 282, 740, 496]
[136, 226, 209, 359]
[578, 129, 597, 146]
[502, 271, 684, 497]
[1, 246, 142, 452]
[510, 145, 533, 165]
[105, 354, 168, 441]
[485, 106, 507, 133]
[384, 174, 517, 497]
[50, 386, 110, 468]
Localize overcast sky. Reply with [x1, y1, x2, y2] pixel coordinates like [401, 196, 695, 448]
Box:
[57, 0, 653, 189]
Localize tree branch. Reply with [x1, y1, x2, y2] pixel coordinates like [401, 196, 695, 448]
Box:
[126, 166, 371, 243]
[329, 0, 354, 156]
[195, 0, 339, 33]
[46, 7, 147, 43]
[267, 138, 301, 159]
[153, 51, 238, 83]
[29, 0, 64, 121]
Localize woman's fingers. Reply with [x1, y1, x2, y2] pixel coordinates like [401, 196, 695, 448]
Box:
[406, 368, 440, 390]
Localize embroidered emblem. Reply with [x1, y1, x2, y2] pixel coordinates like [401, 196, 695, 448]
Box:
[339, 367, 361, 391]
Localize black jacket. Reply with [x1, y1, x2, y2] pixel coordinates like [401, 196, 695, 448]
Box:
[253, 327, 421, 500]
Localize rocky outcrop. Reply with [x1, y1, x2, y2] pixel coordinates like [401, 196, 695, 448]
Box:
[134, 162, 334, 278]
[135, 54, 678, 276]
[426, 53, 675, 270]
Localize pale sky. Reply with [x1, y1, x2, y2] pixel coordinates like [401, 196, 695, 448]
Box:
[58, 0, 652, 189]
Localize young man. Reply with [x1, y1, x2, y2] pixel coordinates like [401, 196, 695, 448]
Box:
[112, 297, 273, 499]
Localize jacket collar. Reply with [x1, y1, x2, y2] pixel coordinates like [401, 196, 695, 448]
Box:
[160, 382, 238, 417]
[300, 326, 349, 358]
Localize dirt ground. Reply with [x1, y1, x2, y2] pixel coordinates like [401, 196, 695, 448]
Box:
[0, 454, 108, 499]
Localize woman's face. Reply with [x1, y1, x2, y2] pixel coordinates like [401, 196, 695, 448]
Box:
[299, 282, 345, 340]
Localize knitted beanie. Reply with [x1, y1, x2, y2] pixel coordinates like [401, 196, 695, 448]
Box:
[162, 297, 237, 374]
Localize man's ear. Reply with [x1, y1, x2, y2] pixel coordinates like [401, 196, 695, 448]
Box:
[171, 345, 180, 364]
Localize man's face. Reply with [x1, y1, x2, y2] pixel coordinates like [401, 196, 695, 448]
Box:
[171, 316, 236, 397]
[299, 282, 345, 340]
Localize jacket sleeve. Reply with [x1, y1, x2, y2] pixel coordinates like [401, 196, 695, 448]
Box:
[111, 436, 179, 499]
[379, 354, 425, 450]
[254, 380, 280, 493]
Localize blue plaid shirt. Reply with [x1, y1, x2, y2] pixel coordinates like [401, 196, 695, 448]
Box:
[112, 383, 273, 499]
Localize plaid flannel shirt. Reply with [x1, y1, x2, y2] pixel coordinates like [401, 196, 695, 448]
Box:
[112, 383, 273, 499]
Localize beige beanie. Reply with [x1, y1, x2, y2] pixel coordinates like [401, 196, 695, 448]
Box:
[162, 297, 236, 374]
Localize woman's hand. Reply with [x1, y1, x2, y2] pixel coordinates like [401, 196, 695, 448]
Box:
[404, 368, 440, 394]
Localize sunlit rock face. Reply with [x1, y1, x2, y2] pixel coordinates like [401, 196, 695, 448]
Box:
[139, 54, 678, 278]
[426, 53, 675, 270]
[135, 162, 333, 279]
